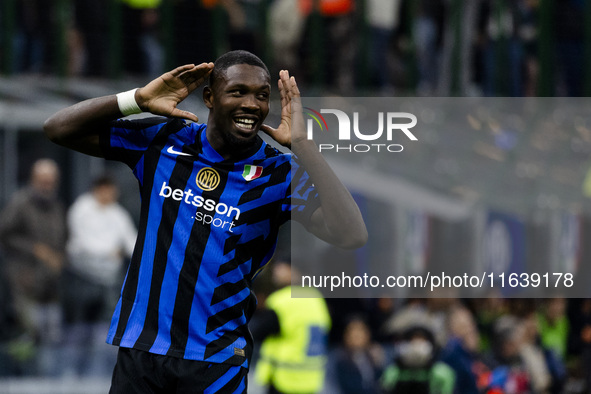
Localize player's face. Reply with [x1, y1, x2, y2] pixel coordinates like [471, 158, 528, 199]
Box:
[205, 64, 271, 150]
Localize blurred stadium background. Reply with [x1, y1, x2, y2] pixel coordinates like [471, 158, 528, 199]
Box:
[3, 0, 591, 393]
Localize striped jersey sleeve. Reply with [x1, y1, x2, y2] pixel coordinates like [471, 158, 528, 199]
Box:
[284, 155, 320, 226]
[100, 116, 173, 169]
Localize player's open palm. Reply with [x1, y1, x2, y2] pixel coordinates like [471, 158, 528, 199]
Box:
[261, 70, 306, 149]
[138, 63, 214, 122]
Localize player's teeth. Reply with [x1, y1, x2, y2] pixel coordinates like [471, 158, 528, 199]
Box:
[236, 123, 252, 129]
[235, 119, 254, 129]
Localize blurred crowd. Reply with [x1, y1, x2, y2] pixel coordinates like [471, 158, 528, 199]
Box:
[2, 0, 589, 97]
[2, 161, 591, 394]
[0, 159, 137, 378]
[310, 296, 591, 394]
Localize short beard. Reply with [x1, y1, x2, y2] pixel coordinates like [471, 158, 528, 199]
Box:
[222, 129, 258, 149]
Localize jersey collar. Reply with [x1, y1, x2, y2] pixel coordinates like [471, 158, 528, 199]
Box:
[201, 126, 265, 164]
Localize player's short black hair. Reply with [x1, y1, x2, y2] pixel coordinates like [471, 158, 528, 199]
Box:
[209, 50, 270, 89]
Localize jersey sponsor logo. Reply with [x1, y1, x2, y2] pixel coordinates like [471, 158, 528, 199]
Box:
[166, 146, 193, 157]
[159, 182, 240, 232]
[196, 167, 220, 191]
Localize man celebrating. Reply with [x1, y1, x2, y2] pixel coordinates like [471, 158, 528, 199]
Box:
[44, 50, 367, 393]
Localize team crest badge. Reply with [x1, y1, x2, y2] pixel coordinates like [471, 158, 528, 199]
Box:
[242, 165, 263, 181]
[196, 167, 220, 191]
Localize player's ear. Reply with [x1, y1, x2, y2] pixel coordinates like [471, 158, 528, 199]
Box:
[203, 86, 213, 109]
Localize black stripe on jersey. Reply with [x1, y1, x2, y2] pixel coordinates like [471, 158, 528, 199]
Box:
[204, 294, 255, 360]
[203, 362, 245, 393]
[217, 235, 263, 278]
[206, 299, 248, 335]
[220, 353, 249, 368]
[292, 160, 315, 196]
[290, 161, 320, 225]
[215, 202, 282, 279]
[113, 119, 187, 344]
[215, 363, 247, 392]
[166, 162, 230, 357]
[210, 280, 248, 307]
[237, 160, 291, 205]
[204, 299, 255, 361]
[259, 144, 283, 163]
[133, 136, 199, 349]
[223, 234, 242, 256]
[204, 323, 251, 360]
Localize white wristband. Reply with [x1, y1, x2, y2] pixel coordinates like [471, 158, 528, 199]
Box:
[116, 88, 142, 116]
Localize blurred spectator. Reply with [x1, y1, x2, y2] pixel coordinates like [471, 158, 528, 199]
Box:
[380, 318, 455, 394]
[481, 316, 532, 394]
[72, 0, 109, 77]
[382, 296, 462, 350]
[12, 0, 52, 74]
[253, 260, 331, 394]
[519, 313, 553, 394]
[413, 0, 445, 96]
[438, 0, 480, 96]
[121, 0, 164, 77]
[0, 159, 67, 376]
[520, 0, 538, 97]
[477, 0, 528, 97]
[0, 252, 30, 376]
[268, 0, 307, 76]
[424, 296, 462, 347]
[324, 297, 369, 347]
[440, 306, 482, 394]
[365, 0, 402, 92]
[367, 297, 397, 344]
[567, 299, 591, 393]
[332, 315, 384, 394]
[222, 0, 264, 55]
[62, 175, 137, 377]
[173, 0, 216, 66]
[537, 298, 569, 360]
[381, 299, 429, 338]
[555, 0, 584, 96]
[468, 296, 508, 352]
[299, 0, 357, 93]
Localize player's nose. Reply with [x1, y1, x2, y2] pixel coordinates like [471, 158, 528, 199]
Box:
[240, 94, 259, 111]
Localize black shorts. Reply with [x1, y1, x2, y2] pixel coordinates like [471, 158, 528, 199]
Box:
[109, 347, 248, 394]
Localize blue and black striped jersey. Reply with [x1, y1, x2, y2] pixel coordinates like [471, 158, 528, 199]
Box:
[100, 117, 319, 367]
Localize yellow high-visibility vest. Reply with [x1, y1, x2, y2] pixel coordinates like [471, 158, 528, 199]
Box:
[255, 286, 331, 393]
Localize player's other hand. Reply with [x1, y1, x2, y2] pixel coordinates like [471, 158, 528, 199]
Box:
[136, 63, 214, 122]
[261, 70, 307, 149]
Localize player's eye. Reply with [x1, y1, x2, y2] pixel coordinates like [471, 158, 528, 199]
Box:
[228, 88, 246, 96]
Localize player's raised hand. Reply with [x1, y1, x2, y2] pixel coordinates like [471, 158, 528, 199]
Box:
[136, 63, 214, 122]
[261, 70, 307, 149]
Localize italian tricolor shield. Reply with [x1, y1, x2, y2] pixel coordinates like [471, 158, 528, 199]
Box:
[242, 165, 263, 181]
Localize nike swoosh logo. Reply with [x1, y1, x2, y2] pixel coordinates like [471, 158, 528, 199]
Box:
[167, 146, 192, 156]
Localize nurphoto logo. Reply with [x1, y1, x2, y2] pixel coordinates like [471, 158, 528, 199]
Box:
[304, 107, 418, 153]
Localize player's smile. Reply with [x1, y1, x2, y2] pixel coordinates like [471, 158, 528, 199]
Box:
[204, 64, 270, 156]
[233, 115, 258, 132]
